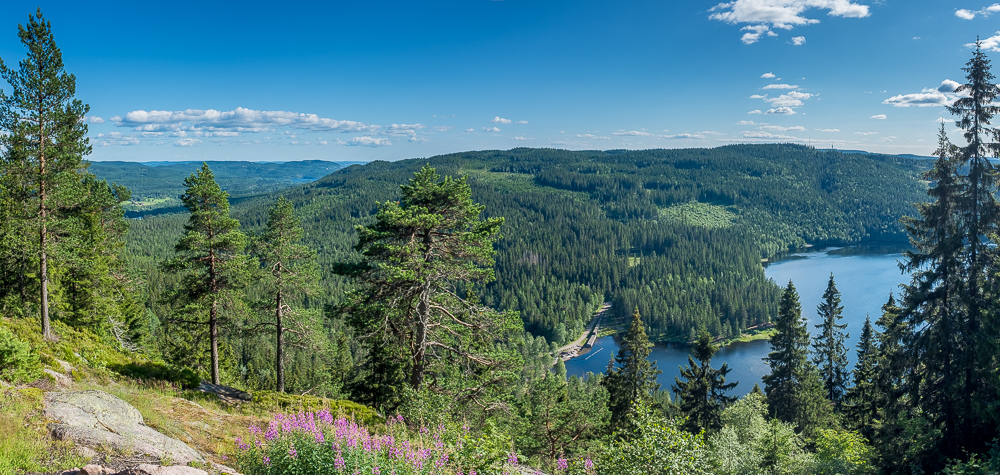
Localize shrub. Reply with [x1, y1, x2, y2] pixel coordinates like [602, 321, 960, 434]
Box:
[109, 361, 201, 389]
[0, 324, 40, 383]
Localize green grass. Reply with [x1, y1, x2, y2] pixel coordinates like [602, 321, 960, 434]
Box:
[658, 201, 739, 229]
[0, 388, 89, 475]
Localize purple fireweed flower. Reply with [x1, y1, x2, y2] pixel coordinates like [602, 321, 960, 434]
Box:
[584, 458, 594, 470]
[264, 426, 279, 441]
[396, 414, 404, 424]
[557, 458, 569, 470]
[420, 426, 428, 435]
[372, 466, 381, 475]
[508, 452, 519, 466]
[262, 455, 271, 466]
[288, 446, 298, 458]
[335, 450, 346, 470]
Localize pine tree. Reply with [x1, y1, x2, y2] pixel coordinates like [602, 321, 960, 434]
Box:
[844, 316, 878, 438]
[0, 9, 92, 340]
[672, 331, 737, 433]
[812, 274, 849, 409]
[604, 306, 661, 436]
[254, 196, 320, 393]
[162, 163, 253, 385]
[336, 165, 521, 406]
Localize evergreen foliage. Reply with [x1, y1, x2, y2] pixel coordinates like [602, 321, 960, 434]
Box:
[335, 165, 522, 410]
[604, 307, 662, 436]
[0, 9, 93, 340]
[672, 331, 737, 433]
[161, 163, 253, 385]
[843, 316, 877, 438]
[812, 274, 849, 409]
[252, 196, 321, 393]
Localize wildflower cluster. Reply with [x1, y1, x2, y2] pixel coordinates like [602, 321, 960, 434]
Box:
[232, 410, 549, 475]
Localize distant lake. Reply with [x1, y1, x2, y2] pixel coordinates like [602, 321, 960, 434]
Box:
[565, 243, 911, 396]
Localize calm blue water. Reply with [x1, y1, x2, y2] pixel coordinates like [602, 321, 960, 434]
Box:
[565, 243, 910, 396]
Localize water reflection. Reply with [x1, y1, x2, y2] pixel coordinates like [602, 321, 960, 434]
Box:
[565, 243, 911, 396]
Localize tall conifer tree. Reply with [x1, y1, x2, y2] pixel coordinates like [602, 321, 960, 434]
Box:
[844, 316, 878, 438]
[0, 9, 91, 340]
[163, 163, 252, 385]
[254, 196, 320, 393]
[604, 306, 661, 436]
[812, 274, 849, 409]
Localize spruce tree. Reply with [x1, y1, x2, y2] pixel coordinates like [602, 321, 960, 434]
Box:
[763, 281, 809, 423]
[672, 331, 737, 433]
[162, 163, 252, 385]
[812, 274, 849, 409]
[604, 306, 662, 436]
[844, 316, 878, 438]
[0, 9, 91, 340]
[254, 196, 320, 393]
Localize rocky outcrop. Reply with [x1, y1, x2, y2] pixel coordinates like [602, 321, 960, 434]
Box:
[44, 390, 204, 465]
[57, 464, 208, 475]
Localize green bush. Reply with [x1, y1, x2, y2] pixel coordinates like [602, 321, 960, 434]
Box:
[0, 324, 41, 383]
[109, 361, 201, 389]
[250, 391, 383, 426]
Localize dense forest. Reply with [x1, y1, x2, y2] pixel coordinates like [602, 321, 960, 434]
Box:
[9, 9, 1000, 475]
[117, 145, 929, 346]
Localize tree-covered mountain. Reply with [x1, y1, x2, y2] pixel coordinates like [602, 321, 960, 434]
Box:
[117, 145, 928, 345]
[89, 160, 352, 214]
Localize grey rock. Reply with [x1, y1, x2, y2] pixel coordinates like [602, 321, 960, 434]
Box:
[44, 390, 204, 465]
[116, 464, 208, 475]
[44, 368, 73, 388]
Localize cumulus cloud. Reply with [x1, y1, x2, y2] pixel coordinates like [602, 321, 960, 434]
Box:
[491, 116, 512, 124]
[613, 130, 654, 136]
[760, 125, 806, 131]
[576, 133, 611, 139]
[791, 36, 806, 45]
[738, 120, 757, 125]
[768, 91, 813, 108]
[748, 109, 763, 114]
[386, 123, 426, 137]
[883, 79, 965, 107]
[348, 136, 391, 147]
[710, 0, 870, 43]
[114, 107, 379, 136]
[816, 128, 840, 132]
[761, 72, 776, 78]
[870, 114, 887, 119]
[174, 138, 201, 147]
[512, 136, 532, 141]
[94, 131, 140, 146]
[483, 126, 501, 132]
[86, 116, 105, 124]
[763, 84, 799, 90]
[766, 107, 797, 115]
[664, 133, 706, 139]
[971, 32, 1000, 51]
[750, 94, 767, 99]
[955, 4, 1000, 20]
[743, 130, 798, 139]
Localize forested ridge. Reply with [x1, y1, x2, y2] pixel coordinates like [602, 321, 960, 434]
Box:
[117, 145, 928, 345]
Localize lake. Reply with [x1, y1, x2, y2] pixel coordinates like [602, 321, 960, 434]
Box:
[565, 243, 911, 396]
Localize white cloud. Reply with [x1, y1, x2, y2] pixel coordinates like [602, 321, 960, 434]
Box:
[738, 120, 757, 125]
[763, 84, 799, 90]
[767, 91, 813, 108]
[791, 36, 806, 45]
[971, 32, 1000, 51]
[86, 116, 105, 124]
[880, 136, 898, 142]
[743, 130, 797, 139]
[816, 128, 840, 132]
[174, 138, 201, 147]
[883, 80, 966, 107]
[348, 136, 391, 147]
[576, 133, 611, 139]
[464, 128, 475, 133]
[766, 107, 797, 115]
[115, 107, 379, 135]
[761, 72, 776, 78]
[613, 130, 654, 136]
[760, 125, 806, 131]
[750, 94, 767, 99]
[512, 136, 532, 141]
[664, 133, 706, 139]
[483, 126, 501, 132]
[870, 114, 887, 119]
[748, 109, 763, 114]
[855, 131, 878, 135]
[491, 116, 512, 124]
[955, 4, 1000, 20]
[516, 120, 529, 124]
[710, 0, 871, 43]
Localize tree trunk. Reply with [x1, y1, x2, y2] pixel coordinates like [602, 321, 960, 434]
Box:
[209, 247, 220, 385]
[39, 136, 50, 340]
[276, 288, 284, 393]
[411, 284, 431, 390]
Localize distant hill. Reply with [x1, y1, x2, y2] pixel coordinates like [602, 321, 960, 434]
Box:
[89, 160, 356, 215]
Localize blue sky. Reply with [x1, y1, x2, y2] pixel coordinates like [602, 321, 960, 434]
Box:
[1, 0, 997, 162]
